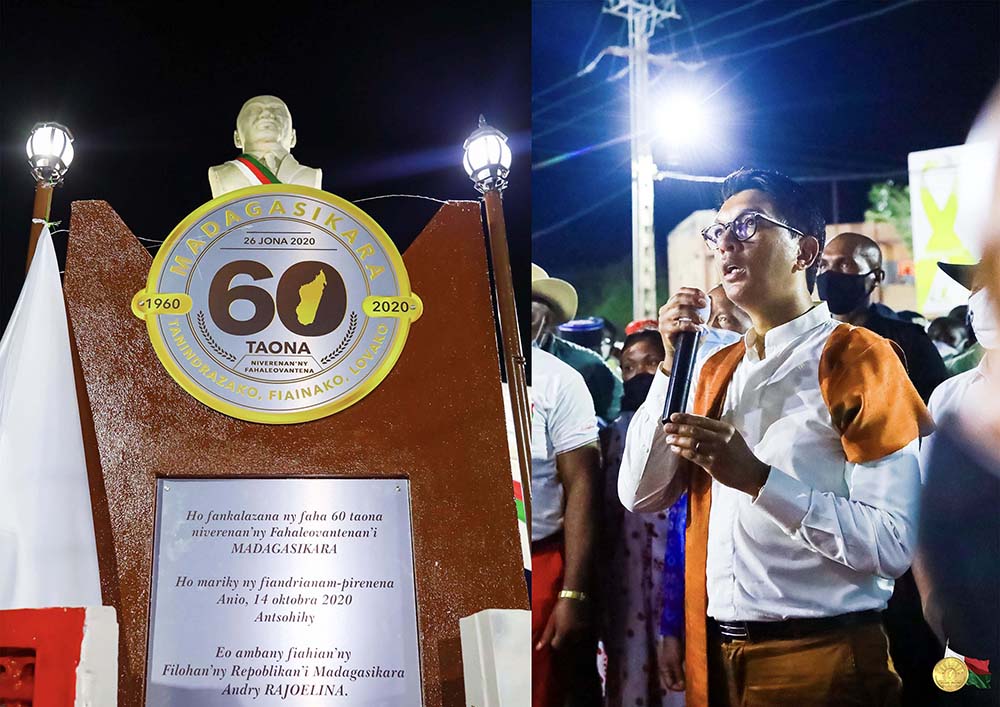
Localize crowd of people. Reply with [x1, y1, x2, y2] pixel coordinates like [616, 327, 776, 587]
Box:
[529, 88, 1000, 707]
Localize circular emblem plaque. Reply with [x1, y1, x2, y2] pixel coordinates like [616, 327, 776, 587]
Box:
[933, 657, 969, 692]
[135, 185, 421, 424]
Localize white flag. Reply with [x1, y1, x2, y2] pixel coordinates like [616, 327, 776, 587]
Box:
[0, 225, 101, 608]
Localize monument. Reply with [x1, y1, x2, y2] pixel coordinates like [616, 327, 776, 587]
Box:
[61, 98, 527, 706]
[208, 96, 322, 198]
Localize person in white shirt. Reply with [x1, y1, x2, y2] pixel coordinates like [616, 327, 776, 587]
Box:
[917, 86, 1000, 695]
[917, 261, 998, 653]
[925, 261, 996, 438]
[530, 344, 601, 707]
[619, 168, 932, 707]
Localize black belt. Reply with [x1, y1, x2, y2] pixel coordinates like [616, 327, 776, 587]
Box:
[708, 610, 882, 643]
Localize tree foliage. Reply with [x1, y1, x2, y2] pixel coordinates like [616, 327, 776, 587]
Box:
[864, 180, 912, 250]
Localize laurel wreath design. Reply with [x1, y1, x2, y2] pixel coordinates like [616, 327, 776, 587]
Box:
[321, 312, 359, 365]
[197, 311, 237, 362]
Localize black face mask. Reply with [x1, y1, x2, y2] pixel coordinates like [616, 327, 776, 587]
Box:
[621, 372, 656, 413]
[816, 271, 876, 314]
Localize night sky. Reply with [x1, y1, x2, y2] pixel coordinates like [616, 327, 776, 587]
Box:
[533, 0, 999, 325]
[3, 1, 998, 338]
[0, 1, 531, 344]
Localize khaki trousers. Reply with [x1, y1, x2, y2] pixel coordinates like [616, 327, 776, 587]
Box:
[707, 621, 902, 707]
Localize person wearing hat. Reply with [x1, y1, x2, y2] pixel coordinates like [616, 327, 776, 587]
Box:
[924, 261, 996, 436]
[530, 327, 603, 707]
[917, 82, 1000, 696]
[532, 264, 623, 425]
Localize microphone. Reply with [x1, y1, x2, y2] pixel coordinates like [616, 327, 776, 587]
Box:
[661, 328, 701, 424]
[661, 300, 710, 425]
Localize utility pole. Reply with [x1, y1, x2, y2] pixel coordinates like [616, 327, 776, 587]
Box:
[604, 0, 680, 319]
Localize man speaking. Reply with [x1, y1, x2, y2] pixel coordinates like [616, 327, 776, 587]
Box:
[619, 168, 932, 707]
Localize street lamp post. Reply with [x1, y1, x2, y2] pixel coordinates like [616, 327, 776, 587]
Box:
[463, 115, 532, 541]
[25, 122, 75, 270]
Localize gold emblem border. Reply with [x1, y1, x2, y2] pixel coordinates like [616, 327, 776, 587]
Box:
[145, 184, 414, 425]
[933, 657, 970, 692]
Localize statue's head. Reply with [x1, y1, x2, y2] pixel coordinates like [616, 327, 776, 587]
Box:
[234, 95, 296, 153]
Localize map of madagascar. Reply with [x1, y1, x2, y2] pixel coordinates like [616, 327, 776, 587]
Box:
[296, 270, 327, 325]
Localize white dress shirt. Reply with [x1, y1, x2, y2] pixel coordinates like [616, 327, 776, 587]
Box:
[619, 303, 923, 621]
[922, 358, 990, 481]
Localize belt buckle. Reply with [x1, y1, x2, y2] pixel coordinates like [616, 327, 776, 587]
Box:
[718, 620, 749, 641]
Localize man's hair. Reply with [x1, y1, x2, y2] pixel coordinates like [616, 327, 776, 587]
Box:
[622, 329, 665, 359]
[720, 168, 826, 292]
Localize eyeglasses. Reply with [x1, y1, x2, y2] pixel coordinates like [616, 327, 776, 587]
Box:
[701, 211, 807, 248]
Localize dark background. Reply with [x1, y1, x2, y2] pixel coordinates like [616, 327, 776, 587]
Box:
[0, 1, 531, 350]
[533, 0, 1000, 327]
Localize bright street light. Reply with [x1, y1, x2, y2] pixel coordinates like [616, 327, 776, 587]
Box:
[463, 115, 512, 193]
[24, 121, 75, 269]
[655, 92, 709, 150]
[26, 122, 75, 185]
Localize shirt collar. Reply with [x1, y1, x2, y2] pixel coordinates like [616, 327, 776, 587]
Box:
[974, 354, 991, 378]
[743, 302, 831, 361]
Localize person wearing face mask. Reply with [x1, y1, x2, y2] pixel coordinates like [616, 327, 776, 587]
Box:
[601, 321, 742, 706]
[600, 328, 678, 707]
[916, 83, 1000, 707]
[925, 262, 996, 441]
[819, 233, 947, 705]
[818, 232, 949, 403]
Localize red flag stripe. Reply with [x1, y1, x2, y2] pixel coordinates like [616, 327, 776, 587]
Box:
[513, 480, 523, 502]
[236, 157, 273, 184]
[966, 657, 991, 675]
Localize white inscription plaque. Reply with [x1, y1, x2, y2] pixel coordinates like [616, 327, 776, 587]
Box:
[145, 478, 423, 706]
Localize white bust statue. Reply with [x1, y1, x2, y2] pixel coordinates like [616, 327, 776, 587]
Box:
[208, 95, 322, 198]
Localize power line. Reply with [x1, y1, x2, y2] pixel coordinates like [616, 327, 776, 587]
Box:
[652, 0, 770, 44]
[536, 0, 923, 145]
[689, 0, 842, 53]
[578, 9, 608, 71]
[533, 73, 589, 103]
[653, 167, 908, 183]
[534, 78, 614, 119]
[533, 13, 613, 105]
[673, 0, 707, 65]
[710, 0, 922, 63]
[534, 98, 624, 141]
[534, 64, 669, 142]
[533, 166, 911, 240]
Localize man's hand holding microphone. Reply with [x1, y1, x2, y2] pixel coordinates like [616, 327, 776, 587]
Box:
[657, 287, 770, 499]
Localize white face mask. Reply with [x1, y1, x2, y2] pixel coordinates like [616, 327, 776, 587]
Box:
[933, 339, 960, 359]
[968, 288, 1000, 350]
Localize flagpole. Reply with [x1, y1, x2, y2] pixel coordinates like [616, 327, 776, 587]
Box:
[26, 183, 54, 270]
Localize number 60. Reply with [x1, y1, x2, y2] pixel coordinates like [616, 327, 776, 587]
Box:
[207, 260, 347, 337]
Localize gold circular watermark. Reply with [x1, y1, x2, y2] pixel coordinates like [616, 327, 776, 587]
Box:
[933, 657, 969, 692]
